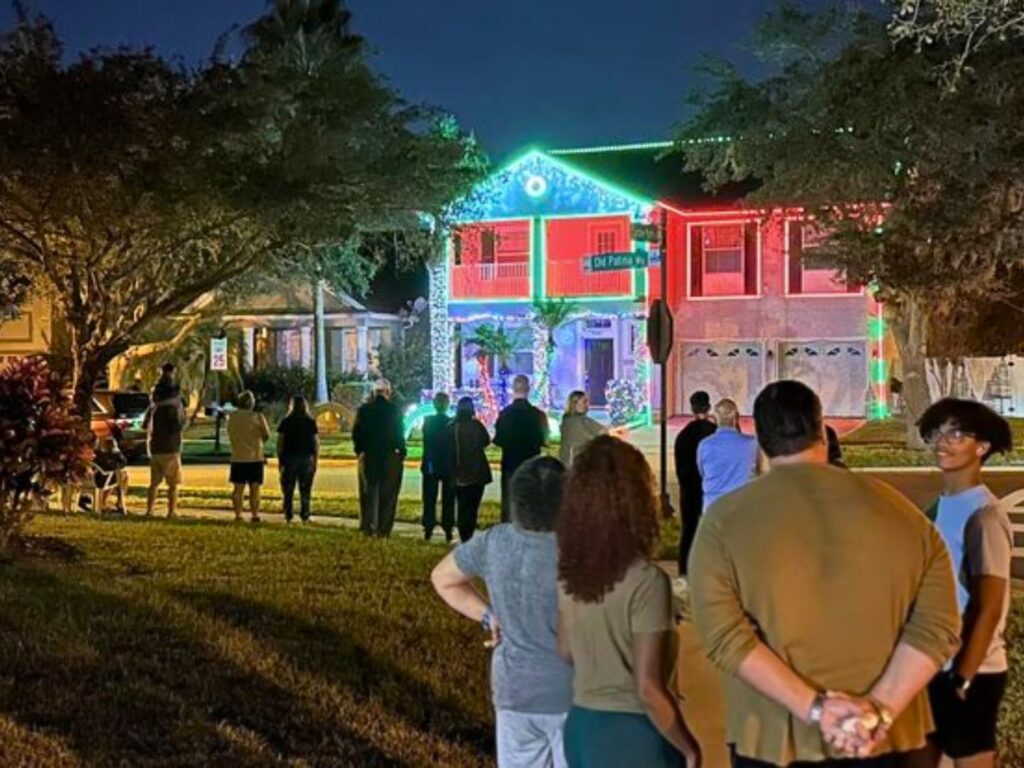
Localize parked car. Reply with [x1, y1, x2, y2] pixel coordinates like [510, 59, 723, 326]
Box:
[91, 390, 151, 462]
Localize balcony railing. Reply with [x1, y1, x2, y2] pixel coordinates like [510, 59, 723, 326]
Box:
[546, 261, 632, 298]
[451, 261, 530, 300]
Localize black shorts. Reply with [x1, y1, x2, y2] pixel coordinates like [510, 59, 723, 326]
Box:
[928, 671, 1008, 758]
[229, 461, 265, 485]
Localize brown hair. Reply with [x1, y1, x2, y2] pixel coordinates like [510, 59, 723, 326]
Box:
[556, 435, 661, 603]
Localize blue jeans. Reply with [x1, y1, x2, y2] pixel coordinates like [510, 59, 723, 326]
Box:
[280, 455, 315, 521]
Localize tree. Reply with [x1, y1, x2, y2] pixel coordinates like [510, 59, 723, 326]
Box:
[531, 298, 579, 408]
[377, 317, 432, 406]
[464, 323, 528, 412]
[0, 357, 93, 556]
[676, 3, 1024, 444]
[891, 0, 1024, 85]
[0, 256, 30, 319]
[0, 4, 481, 417]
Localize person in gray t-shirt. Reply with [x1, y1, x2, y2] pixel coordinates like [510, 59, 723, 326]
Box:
[432, 456, 572, 768]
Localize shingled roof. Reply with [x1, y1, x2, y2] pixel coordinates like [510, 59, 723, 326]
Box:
[547, 141, 758, 210]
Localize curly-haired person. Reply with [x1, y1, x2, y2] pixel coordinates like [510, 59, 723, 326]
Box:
[556, 435, 701, 768]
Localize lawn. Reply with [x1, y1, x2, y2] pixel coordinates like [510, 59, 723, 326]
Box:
[840, 417, 1024, 467]
[0, 516, 1020, 766]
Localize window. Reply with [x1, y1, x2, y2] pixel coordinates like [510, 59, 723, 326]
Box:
[591, 226, 619, 255]
[452, 233, 462, 265]
[480, 229, 497, 263]
[788, 221, 856, 295]
[691, 223, 756, 297]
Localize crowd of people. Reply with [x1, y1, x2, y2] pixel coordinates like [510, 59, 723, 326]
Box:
[432, 380, 1013, 768]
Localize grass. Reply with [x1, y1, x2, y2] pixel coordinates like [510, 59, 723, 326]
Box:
[0, 516, 495, 767]
[840, 417, 1024, 468]
[0, 517, 1019, 766]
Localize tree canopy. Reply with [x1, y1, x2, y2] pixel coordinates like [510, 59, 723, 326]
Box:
[676, 1, 1024, 438]
[0, 1, 483, 413]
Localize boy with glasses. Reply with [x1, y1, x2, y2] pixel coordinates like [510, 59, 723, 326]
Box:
[910, 398, 1014, 768]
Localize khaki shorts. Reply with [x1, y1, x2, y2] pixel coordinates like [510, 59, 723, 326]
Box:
[150, 453, 182, 486]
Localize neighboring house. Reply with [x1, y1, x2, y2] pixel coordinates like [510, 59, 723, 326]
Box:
[222, 283, 405, 376]
[0, 294, 53, 368]
[430, 141, 887, 418]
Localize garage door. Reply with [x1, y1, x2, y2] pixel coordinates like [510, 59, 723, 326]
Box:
[778, 341, 868, 416]
[680, 342, 765, 414]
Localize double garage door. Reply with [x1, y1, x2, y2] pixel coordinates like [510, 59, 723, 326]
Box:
[679, 340, 868, 416]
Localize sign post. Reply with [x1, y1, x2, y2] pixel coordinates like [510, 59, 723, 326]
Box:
[210, 335, 228, 453]
[646, 208, 675, 519]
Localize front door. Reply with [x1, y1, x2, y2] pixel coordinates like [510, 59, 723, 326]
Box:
[585, 338, 615, 406]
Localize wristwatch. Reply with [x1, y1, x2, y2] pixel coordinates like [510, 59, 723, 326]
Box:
[807, 692, 827, 724]
[481, 607, 494, 633]
[949, 672, 972, 696]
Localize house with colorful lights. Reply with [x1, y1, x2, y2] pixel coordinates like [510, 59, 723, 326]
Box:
[428, 141, 889, 421]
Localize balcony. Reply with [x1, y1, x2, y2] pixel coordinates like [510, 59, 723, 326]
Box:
[546, 261, 632, 298]
[450, 261, 530, 300]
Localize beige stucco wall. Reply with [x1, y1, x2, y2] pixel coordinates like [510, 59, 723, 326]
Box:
[0, 294, 52, 367]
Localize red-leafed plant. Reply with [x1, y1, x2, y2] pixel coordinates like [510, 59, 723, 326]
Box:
[0, 357, 93, 555]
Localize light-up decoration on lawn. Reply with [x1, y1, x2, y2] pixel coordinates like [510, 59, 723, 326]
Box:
[404, 402, 441, 440]
[524, 174, 547, 198]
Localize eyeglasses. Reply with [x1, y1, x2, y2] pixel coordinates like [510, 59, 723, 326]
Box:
[925, 428, 976, 446]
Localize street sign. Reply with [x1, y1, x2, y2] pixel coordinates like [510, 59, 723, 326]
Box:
[646, 299, 673, 365]
[630, 222, 661, 243]
[210, 337, 228, 371]
[584, 250, 650, 272]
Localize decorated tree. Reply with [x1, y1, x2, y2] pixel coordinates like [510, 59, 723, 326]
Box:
[0, 357, 93, 555]
[464, 323, 528, 415]
[531, 298, 579, 408]
[676, 3, 1024, 444]
[0, 4, 481, 417]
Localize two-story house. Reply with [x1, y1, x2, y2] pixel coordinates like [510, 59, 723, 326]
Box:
[430, 141, 887, 419]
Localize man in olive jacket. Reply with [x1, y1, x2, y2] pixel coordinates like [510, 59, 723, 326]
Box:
[353, 379, 406, 537]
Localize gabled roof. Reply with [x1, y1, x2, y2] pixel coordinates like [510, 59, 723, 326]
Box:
[222, 283, 372, 316]
[548, 142, 759, 211]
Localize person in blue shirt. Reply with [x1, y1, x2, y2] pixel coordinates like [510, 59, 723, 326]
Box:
[697, 398, 758, 511]
[909, 398, 1013, 768]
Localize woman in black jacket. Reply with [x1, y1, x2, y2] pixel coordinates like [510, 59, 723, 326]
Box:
[448, 396, 493, 542]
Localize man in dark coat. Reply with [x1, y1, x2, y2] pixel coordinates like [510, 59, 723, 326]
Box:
[673, 390, 717, 576]
[352, 378, 407, 537]
[421, 392, 455, 542]
[494, 375, 548, 522]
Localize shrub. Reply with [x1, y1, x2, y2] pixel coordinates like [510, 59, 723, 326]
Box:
[377, 322, 431, 406]
[0, 357, 93, 554]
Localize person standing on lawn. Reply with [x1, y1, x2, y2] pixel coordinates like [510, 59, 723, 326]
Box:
[448, 396, 493, 542]
[904, 399, 1013, 768]
[559, 390, 607, 467]
[352, 378, 406, 537]
[673, 390, 717, 576]
[432, 456, 572, 768]
[494, 375, 548, 522]
[696, 398, 758, 511]
[421, 392, 455, 542]
[556, 436, 702, 768]
[689, 380, 961, 768]
[276, 395, 319, 524]
[227, 390, 270, 523]
[143, 376, 185, 518]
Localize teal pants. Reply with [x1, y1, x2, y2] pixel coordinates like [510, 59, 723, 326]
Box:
[564, 705, 679, 768]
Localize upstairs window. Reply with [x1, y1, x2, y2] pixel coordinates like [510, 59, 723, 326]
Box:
[591, 225, 620, 255]
[787, 221, 860, 295]
[689, 222, 759, 297]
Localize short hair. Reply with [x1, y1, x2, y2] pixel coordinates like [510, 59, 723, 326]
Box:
[918, 398, 1012, 462]
[161, 362, 175, 375]
[236, 390, 255, 410]
[510, 456, 566, 532]
[433, 392, 450, 412]
[689, 390, 711, 415]
[456, 395, 476, 421]
[512, 374, 530, 395]
[714, 398, 739, 427]
[753, 380, 824, 458]
[372, 378, 391, 394]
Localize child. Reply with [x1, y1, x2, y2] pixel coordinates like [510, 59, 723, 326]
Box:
[912, 398, 1013, 768]
[94, 435, 129, 514]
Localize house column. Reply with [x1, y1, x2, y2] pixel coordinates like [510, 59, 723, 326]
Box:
[428, 248, 453, 392]
[357, 324, 369, 373]
[300, 326, 313, 370]
[242, 327, 255, 371]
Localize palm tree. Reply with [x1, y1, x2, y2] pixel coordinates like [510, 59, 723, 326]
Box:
[531, 298, 579, 407]
[464, 323, 528, 410]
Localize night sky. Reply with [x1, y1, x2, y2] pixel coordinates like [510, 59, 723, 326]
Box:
[0, 0, 838, 161]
